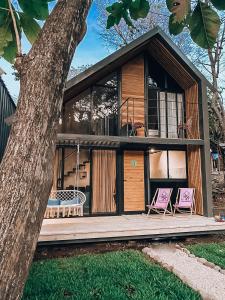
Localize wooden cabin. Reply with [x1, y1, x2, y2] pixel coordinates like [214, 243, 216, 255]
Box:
[52, 27, 212, 218]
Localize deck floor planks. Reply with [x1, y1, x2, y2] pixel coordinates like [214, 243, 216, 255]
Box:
[39, 215, 225, 243]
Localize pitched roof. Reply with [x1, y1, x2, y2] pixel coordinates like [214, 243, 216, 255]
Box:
[64, 26, 212, 101]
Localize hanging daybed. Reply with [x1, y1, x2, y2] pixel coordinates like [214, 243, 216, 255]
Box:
[44, 190, 86, 218]
[45, 143, 86, 218]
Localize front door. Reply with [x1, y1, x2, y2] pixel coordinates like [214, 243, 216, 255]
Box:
[123, 151, 145, 212]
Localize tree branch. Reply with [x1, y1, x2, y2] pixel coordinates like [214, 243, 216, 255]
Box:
[7, 0, 21, 57]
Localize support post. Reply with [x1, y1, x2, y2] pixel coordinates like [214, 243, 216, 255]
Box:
[199, 82, 213, 217]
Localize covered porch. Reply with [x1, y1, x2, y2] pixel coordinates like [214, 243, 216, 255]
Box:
[39, 214, 225, 245]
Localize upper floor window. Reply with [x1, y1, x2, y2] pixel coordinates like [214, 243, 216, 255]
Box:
[62, 72, 119, 135]
[147, 56, 185, 138]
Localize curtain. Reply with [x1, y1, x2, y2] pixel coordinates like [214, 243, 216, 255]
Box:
[167, 93, 177, 138]
[50, 149, 59, 197]
[92, 150, 116, 213]
[159, 92, 166, 138]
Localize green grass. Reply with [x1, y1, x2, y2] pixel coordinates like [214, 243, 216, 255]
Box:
[187, 242, 225, 269]
[22, 250, 200, 300]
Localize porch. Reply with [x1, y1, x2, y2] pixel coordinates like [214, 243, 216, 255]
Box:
[39, 214, 225, 245]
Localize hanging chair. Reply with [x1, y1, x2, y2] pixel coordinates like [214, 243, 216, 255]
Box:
[45, 142, 86, 218]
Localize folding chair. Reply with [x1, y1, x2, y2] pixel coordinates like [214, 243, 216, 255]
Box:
[147, 188, 173, 216]
[173, 188, 196, 215]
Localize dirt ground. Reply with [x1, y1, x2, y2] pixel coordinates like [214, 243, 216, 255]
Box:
[34, 234, 225, 261]
[212, 172, 225, 209]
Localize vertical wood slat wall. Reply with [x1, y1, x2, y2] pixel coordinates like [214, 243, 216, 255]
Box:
[185, 83, 200, 139]
[185, 84, 203, 215]
[187, 146, 203, 215]
[124, 151, 145, 211]
[121, 55, 145, 135]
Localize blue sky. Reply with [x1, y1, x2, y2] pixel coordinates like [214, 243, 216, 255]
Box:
[0, 2, 112, 101]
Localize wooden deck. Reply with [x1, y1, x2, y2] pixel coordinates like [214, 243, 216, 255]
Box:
[39, 214, 225, 245]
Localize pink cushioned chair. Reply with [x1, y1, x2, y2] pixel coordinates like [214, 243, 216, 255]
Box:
[173, 188, 195, 215]
[147, 188, 173, 216]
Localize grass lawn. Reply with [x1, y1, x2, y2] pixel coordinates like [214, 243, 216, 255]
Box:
[23, 250, 200, 300]
[187, 242, 225, 269]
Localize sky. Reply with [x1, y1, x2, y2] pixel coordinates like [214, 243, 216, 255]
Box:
[0, 2, 112, 102]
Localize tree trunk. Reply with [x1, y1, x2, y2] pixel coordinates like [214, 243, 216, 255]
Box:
[0, 0, 92, 298]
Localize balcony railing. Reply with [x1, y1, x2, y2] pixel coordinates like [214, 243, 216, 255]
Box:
[61, 96, 199, 139]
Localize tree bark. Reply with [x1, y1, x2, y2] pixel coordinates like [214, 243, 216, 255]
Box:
[0, 0, 92, 299]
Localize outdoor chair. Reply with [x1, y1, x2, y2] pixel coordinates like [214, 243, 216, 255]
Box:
[173, 188, 196, 215]
[44, 190, 86, 218]
[147, 188, 173, 216]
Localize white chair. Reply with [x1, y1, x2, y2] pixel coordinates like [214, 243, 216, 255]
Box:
[45, 190, 86, 218]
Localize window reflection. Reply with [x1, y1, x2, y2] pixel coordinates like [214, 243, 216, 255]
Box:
[63, 72, 118, 135]
[168, 151, 186, 179]
[150, 150, 168, 178]
[150, 150, 187, 179]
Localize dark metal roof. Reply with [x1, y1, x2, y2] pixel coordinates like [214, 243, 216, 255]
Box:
[0, 77, 16, 109]
[64, 26, 213, 101]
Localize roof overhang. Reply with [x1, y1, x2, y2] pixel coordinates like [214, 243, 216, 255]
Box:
[64, 26, 212, 102]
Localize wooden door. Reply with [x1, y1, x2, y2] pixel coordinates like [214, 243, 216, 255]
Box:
[124, 151, 145, 211]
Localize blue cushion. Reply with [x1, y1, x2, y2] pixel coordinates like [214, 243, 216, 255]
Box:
[48, 198, 60, 206]
[60, 197, 80, 206]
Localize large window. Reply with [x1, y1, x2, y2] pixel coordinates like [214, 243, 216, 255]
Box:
[63, 72, 118, 135]
[92, 73, 118, 135]
[63, 89, 91, 134]
[159, 92, 184, 138]
[147, 56, 185, 138]
[149, 150, 187, 179]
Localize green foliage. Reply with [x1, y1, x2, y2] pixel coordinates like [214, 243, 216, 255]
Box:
[22, 250, 200, 300]
[20, 13, 41, 44]
[166, 0, 190, 23]
[0, 0, 51, 63]
[18, 0, 49, 20]
[106, 0, 149, 29]
[2, 38, 17, 62]
[106, 0, 224, 49]
[188, 242, 225, 270]
[190, 2, 220, 49]
[169, 14, 185, 35]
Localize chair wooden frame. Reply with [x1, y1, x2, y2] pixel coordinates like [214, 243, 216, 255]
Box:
[147, 188, 173, 216]
[173, 188, 196, 215]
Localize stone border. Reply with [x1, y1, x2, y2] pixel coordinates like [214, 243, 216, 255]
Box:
[142, 244, 225, 300]
[176, 244, 225, 275]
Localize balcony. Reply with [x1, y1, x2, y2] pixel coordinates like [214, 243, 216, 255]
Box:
[60, 95, 200, 140]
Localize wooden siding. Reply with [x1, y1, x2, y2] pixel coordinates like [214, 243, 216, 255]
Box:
[148, 38, 195, 89]
[124, 151, 145, 211]
[121, 56, 145, 136]
[187, 145, 203, 215]
[185, 83, 200, 139]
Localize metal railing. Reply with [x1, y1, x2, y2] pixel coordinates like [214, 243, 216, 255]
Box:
[62, 96, 199, 139]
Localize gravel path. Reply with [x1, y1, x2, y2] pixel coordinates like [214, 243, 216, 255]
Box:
[143, 245, 225, 300]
